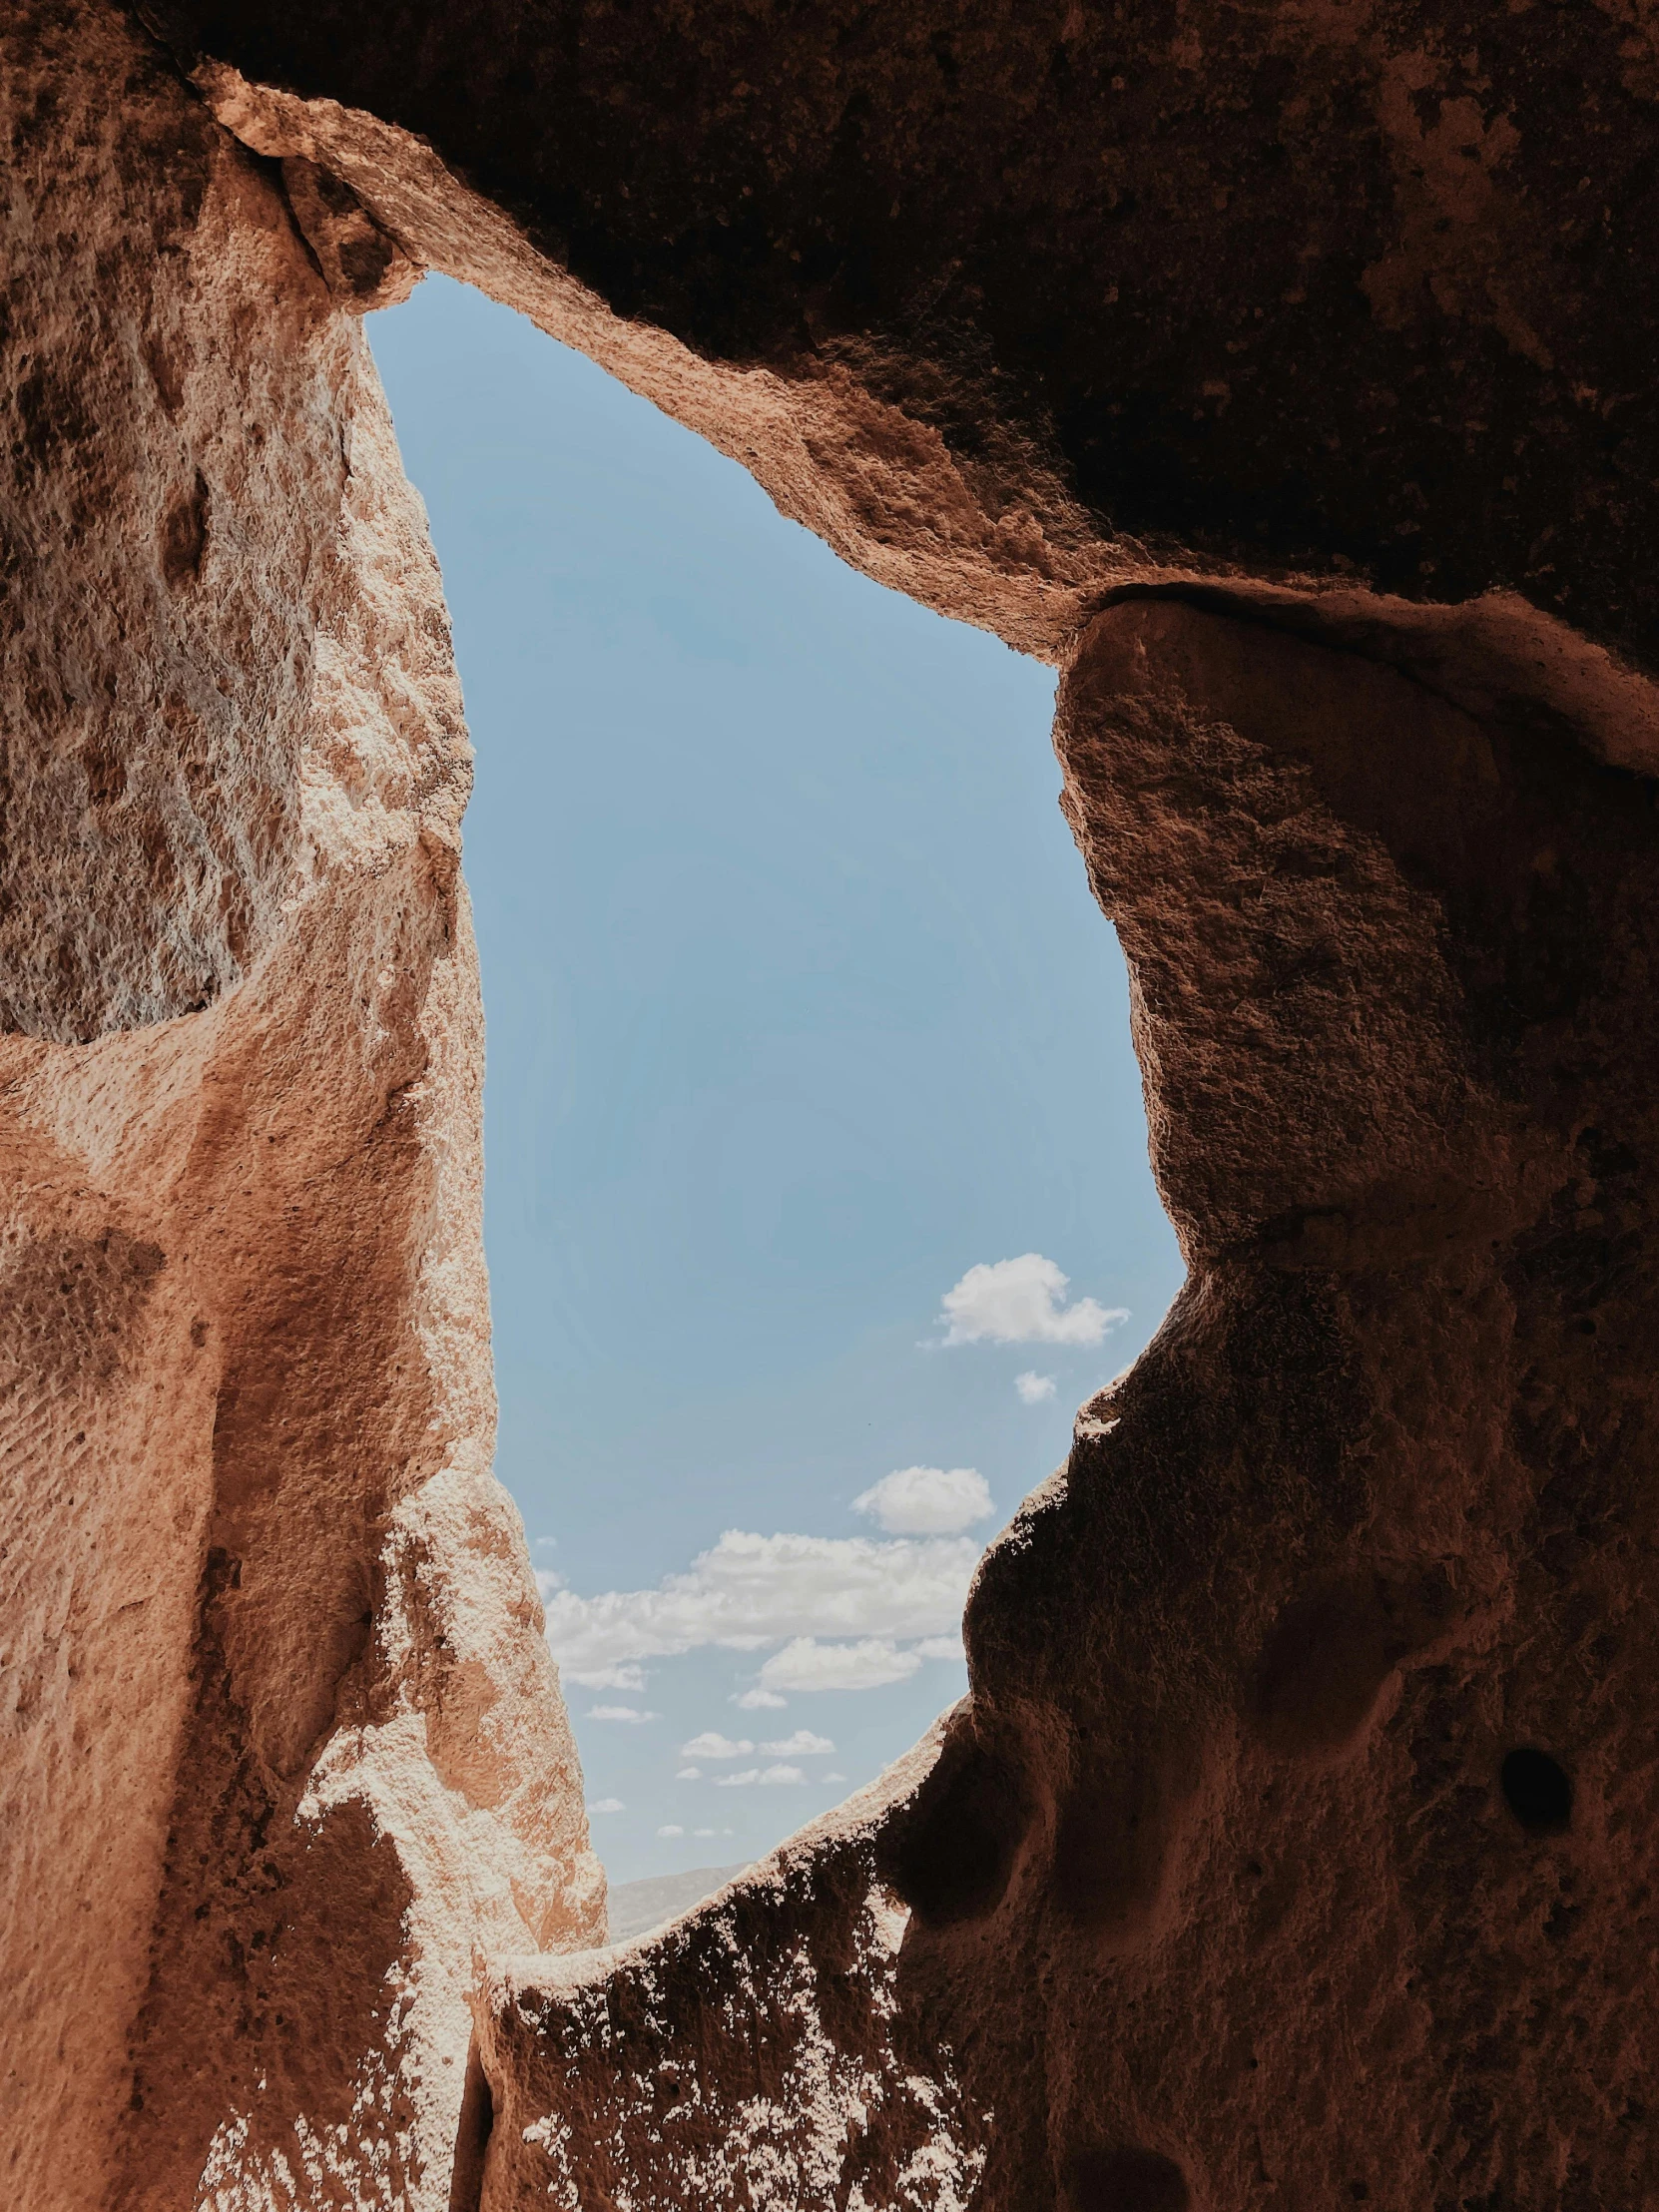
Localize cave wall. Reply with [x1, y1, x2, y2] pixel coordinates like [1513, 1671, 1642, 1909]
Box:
[0, 10, 601, 2207]
[3, 0, 1658, 2205]
[143, 0, 1659, 672]
[481, 605, 1659, 2210]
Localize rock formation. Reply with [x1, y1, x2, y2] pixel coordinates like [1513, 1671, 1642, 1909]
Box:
[0, 12, 600, 2208]
[3, 0, 1657, 2206]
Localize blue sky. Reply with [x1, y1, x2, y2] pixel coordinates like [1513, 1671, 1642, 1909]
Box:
[368, 276, 1183, 1887]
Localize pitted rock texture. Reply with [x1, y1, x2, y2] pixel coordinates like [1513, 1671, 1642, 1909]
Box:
[907, 600, 1659, 2207]
[482, 603, 1659, 2210]
[0, 6, 308, 1043]
[484, 1742, 988, 2212]
[0, 10, 601, 2209]
[4, 0, 1659, 2206]
[148, 0, 1659, 666]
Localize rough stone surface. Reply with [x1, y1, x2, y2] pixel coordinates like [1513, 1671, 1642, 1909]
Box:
[485, 1742, 989, 2212]
[927, 599, 1659, 2206]
[484, 603, 1659, 2208]
[4, 0, 1659, 2205]
[148, 0, 1659, 668]
[0, 11, 601, 2209]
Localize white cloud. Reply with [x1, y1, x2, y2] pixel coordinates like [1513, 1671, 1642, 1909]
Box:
[852, 1465, 992, 1535]
[566, 1661, 648, 1692]
[914, 1634, 965, 1662]
[544, 1527, 978, 1675]
[760, 1637, 922, 1693]
[657, 1824, 684, 1838]
[675, 1766, 702, 1780]
[824, 1772, 846, 1782]
[938, 1254, 1127, 1347]
[762, 1730, 834, 1756]
[681, 1732, 754, 1760]
[733, 1686, 788, 1710]
[1015, 1370, 1057, 1404]
[692, 1827, 734, 1838]
[587, 1797, 624, 1814]
[587, 1704, 659, 1723]
[716, 1764, 808, 1789]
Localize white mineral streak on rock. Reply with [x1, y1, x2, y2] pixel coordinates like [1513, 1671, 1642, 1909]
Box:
[484, 1734, 988, 2208]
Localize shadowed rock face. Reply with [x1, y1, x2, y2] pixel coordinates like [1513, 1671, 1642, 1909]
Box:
[482, 605, 1659, 2209]
[894, 602, 1659, 2206]
[148, 0, 1659, 661]
[3, 0, 1657, 2205]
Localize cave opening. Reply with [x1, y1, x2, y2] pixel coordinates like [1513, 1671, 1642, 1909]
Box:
[10, 10, 1659, 2201]
[365, 273, 1185, 1903]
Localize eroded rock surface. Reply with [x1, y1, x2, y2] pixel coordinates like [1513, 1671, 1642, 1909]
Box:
[0, 11, 600, 2208]
[484, 1742, 989, 2211]
[484, 604, 1659, 2208]
[3, 0, 1657, 2205]
[921, 600, 1659, 2205]
[146, 0, 1659, 669]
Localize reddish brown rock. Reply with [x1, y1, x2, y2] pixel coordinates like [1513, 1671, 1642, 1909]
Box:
[3, 0, 1658, 2205]
[480, 602, 1659, 2208]
[0, 10, 600, 2208]
[146, 0, 1659, 665]
[923, 600, 1659, 2205]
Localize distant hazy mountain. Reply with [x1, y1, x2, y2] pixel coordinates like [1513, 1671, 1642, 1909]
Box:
[606, 1864, 751, 1944]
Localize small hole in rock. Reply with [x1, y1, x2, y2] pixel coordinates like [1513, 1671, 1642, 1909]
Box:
[1500, 1746, 1572, 1834]
[1066, 2145, 1191, 2212]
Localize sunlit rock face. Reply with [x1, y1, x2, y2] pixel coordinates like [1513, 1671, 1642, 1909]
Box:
[0, 11, 600, 2209]
[477, 603, 1659, 2212]
[141, 0, 1659, 674]
[6, 0, 1659, 2205]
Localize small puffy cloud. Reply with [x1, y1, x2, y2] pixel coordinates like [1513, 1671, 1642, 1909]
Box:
[939, 1254, 1127, 1347]
[1015, 1370, 1057, 1404]
[914, 1634, 965, 1662]
[762, 1730, 834, 1756]
[824, 1771, 846, 1782]
[716, 1764, 808, 1789]
[681, 1732, 754, 1760]
[853, 1465, 991, 1535]
[692, 1827, 734, 1838]
[587, 1704, 659, 1723]
[657, 1824, 685, 1838]
[760, 1637, 922, 1694]
[567, 1661, 648, 1692]
[587, 1797, 624, 1814]
[733, 1686, 788, 1710]
[675, 1766, 702, 1780]
[533, 1536, 558, 1551]
[545, 1528, 978, 1675]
